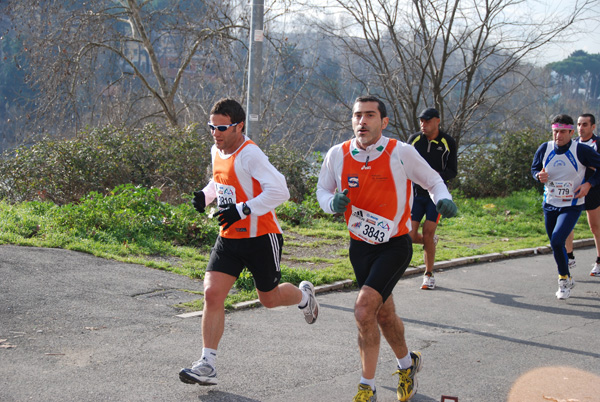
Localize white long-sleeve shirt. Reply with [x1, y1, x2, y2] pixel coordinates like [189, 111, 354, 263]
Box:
[203, 136, 289, 218]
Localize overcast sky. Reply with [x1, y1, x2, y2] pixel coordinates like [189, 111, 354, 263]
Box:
[281, 0, 600, 64]
[529, 0, 600, 63]
[544, 28, 600, 62]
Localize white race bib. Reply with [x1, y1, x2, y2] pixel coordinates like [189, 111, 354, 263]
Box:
[548, 181, 574, 200]
[347, 206, 395, 245]
[215, 183, 237, 206]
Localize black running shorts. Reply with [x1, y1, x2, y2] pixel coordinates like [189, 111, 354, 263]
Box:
[349, 234, 413, 302]
[585, 185, 600, 211]
[206, 233, 283, 292]
[411, 195, 441, 224]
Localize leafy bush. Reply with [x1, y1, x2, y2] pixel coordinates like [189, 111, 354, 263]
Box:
[457, 129, 548, 197]
[265, 145, 319, 202]
[0, 124, 213, 205]
[53, 184, 219, 248]
[0, 184, 219, 251]
[0, 123, 325, 208]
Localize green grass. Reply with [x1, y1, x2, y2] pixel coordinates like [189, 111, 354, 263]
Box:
[0, 187, 592, 310]
[281, 219, 349, 238]
[423, 189, 579, 266]
[284, 238, 341, 248]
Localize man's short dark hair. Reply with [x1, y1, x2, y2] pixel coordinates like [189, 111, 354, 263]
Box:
[551, 114, 574, 126]
[354, 95, 387, 119]
[210, 98, 246, 131]
[579, 113, 596, 126]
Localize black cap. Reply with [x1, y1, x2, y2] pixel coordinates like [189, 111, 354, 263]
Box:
[418, 107, 440, 120]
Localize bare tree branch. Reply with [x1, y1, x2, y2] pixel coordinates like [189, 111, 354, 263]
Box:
[300, 0, 598, 148]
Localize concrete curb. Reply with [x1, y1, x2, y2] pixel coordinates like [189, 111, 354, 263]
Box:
[176, 238, 595, 318]
[405, 238, 594, 276]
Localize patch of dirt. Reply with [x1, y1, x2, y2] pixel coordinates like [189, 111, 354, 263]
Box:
[281, 232, 348, 271]
[141, 234, 349, 272]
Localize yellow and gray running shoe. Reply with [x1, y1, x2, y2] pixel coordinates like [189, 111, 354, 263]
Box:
[393, 351, 422, 401]
[353, 383, 377, 402]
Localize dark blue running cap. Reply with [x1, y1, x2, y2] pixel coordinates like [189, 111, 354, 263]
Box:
[418, 108, 440, 120]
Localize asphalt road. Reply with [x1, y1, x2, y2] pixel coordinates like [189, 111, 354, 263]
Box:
[1, 244, 599, 402]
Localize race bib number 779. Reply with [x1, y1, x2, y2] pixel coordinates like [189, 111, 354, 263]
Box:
[548, 180, 574, 200]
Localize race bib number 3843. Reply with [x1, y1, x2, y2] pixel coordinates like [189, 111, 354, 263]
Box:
[347, 206, 395, 245]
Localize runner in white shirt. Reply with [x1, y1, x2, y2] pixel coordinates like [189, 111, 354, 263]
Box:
[531, 114, 600, 299]
[179, 98, 319, 387]
[317, 95, 457, 402]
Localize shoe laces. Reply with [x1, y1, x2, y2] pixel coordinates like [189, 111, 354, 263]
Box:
[191, 360, 215, 374]
[353, 385, 374, 402]
[393, 366, 414, 384]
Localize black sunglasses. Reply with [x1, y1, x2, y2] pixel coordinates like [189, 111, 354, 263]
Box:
[208, 122, 239, 132]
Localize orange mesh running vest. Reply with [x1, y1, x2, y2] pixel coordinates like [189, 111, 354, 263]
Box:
[213, 140, 281, 238]
[341, 139, 413, 241]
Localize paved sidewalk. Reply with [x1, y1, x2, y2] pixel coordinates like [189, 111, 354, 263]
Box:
[1, 243, 599, 402]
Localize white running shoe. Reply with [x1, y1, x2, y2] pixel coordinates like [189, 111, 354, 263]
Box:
[568, 258, 576, 270]
[179, 360, 217, 385]
[299, 281, 319, 324]
[590, 263, 600, 277]
[421, 274, 435, 290]
[556, 278, 571, 300]
[567, 276, 575, 289]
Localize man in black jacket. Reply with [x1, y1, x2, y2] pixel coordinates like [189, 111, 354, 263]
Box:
[408, 108, 458, 289]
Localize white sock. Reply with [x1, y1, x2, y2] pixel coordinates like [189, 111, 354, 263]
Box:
[201, 347, 217, 368]
[298, 288, 309, 308]
[360, 376, 375, 391]
[397, 352, 412, 369]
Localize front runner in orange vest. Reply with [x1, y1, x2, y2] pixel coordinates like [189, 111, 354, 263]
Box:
[317, 96, 457, 402]
[179, 98, 319, 387]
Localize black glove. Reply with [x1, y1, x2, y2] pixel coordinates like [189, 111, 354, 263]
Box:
[192, 191, 206, 214]
[215, 203, 242, 230]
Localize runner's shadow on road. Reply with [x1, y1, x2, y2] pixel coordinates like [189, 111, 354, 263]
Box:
[319, 303, 354, 313]
[197, 390, 261, 401]
[379, 385, 439, 401]
[436, 287, 600, 319]
[574, 278, 600, 286]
